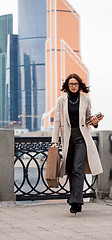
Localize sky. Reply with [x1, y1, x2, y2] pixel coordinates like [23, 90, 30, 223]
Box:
[68, 0, 112, 131]
[0, 0, 112, 130]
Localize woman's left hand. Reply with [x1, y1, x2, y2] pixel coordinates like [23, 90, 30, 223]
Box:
[90, 116, 99, 126]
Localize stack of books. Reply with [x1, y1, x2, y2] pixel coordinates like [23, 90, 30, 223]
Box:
[86, 112, 104, 126]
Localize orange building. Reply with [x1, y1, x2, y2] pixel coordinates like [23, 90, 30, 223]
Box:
[42, 0, 88, 129]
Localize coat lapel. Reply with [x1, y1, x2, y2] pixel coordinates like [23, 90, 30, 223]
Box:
[79, 92, 86, 125]
[62, 94, 70, 126]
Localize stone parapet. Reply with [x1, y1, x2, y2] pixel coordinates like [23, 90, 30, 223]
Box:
[95, 130, 112, 199]
[0, 129, 15, 202]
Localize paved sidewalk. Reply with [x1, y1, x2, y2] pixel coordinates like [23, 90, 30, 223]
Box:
[0, 200, 112, 240]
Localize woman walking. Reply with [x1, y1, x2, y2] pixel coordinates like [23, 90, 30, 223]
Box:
[52, 73, 103, 214]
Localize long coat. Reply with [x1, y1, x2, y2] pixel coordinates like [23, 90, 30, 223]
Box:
[52, 92, 103, 177]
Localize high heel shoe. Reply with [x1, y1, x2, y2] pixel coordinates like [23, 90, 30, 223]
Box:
[70, 206, 77, 214]
[77, 203, 82, 212]
[70, 203, 78, 214]
[70, 203, 82, 214]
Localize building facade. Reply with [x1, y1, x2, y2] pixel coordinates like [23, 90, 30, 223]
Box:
[0, 1, 88, 132]
[42, 0, 88, 129]
[6, 34, 18, 123]
[0, 53, 6, 127]
[18, 0, 47, 131]
[0, 14, 13, 127]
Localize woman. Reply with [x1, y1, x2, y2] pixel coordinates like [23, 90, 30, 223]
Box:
[52, 73, 103, 214]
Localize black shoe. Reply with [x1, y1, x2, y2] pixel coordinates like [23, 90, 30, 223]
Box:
[70, 203, 82, 214]
[70, 206, 77, 214]
[70, 203, 78, 214]
[77, 203, 82, 212]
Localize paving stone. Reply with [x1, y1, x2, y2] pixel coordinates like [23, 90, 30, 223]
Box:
[0, 201, 112, 240]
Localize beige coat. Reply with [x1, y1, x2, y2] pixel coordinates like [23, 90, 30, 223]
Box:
[52, 92, 103, 177]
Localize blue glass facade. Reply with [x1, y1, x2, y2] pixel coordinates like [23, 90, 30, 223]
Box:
[6, 34, 18, 123]
[0, 14, 13, 53]
[0, 53, 6, 127]
[18, 0, 47, 131]
[0, 14, 13, 127]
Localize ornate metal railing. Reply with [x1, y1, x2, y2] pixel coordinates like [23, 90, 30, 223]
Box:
[14, 136, 98, 201]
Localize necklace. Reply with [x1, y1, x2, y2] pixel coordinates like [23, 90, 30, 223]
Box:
[68, 97, 79, 105]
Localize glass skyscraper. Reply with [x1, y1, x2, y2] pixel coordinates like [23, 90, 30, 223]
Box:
[0, 14, 13, 53]
[0, 14, 13, 127]
[42, 0, 88, 129]
[0, 53, 6, 127]
[6, 34, 18, 123]
[18, 0, 47, 131]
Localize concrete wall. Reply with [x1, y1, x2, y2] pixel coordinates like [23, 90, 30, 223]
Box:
[0, 129, 15, 201]
[16, 130, 52, 137]
[95, 130, 112, 199]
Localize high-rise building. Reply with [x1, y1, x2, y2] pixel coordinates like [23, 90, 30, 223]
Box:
[6, 34, 18, 123]
[42, 0, 88, 129]
[0, 1, 88, 132]
[18, 0, 47, 131]
[0, 53, 6, 127]
[0, 14, 13, 53]
[0, 14, 13, 127]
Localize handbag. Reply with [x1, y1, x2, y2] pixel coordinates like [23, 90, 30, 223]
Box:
[46, 147, 61, 188]
[86, 112, 104, 126]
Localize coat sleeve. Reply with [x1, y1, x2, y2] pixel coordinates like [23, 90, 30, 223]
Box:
[86, 97, 92, 120]
[86, 97, 98, 129]
[52, 98, 61, 143]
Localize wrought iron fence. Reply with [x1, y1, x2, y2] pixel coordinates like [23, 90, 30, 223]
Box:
[14, 136, 98, 201]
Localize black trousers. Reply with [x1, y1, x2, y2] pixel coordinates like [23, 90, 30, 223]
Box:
[66, 128, 87, 205]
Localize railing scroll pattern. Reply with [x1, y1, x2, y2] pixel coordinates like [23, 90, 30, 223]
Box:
[14, 136, 98, 201]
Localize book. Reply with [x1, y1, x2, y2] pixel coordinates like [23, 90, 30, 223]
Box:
[86, 112, 104, 126]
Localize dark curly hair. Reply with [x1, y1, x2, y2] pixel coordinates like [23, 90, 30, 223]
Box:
[61, 73, 90, 93]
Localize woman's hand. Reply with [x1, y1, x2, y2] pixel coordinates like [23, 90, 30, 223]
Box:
[90, 116, 99, 126]
[52, 143, 58, 148]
